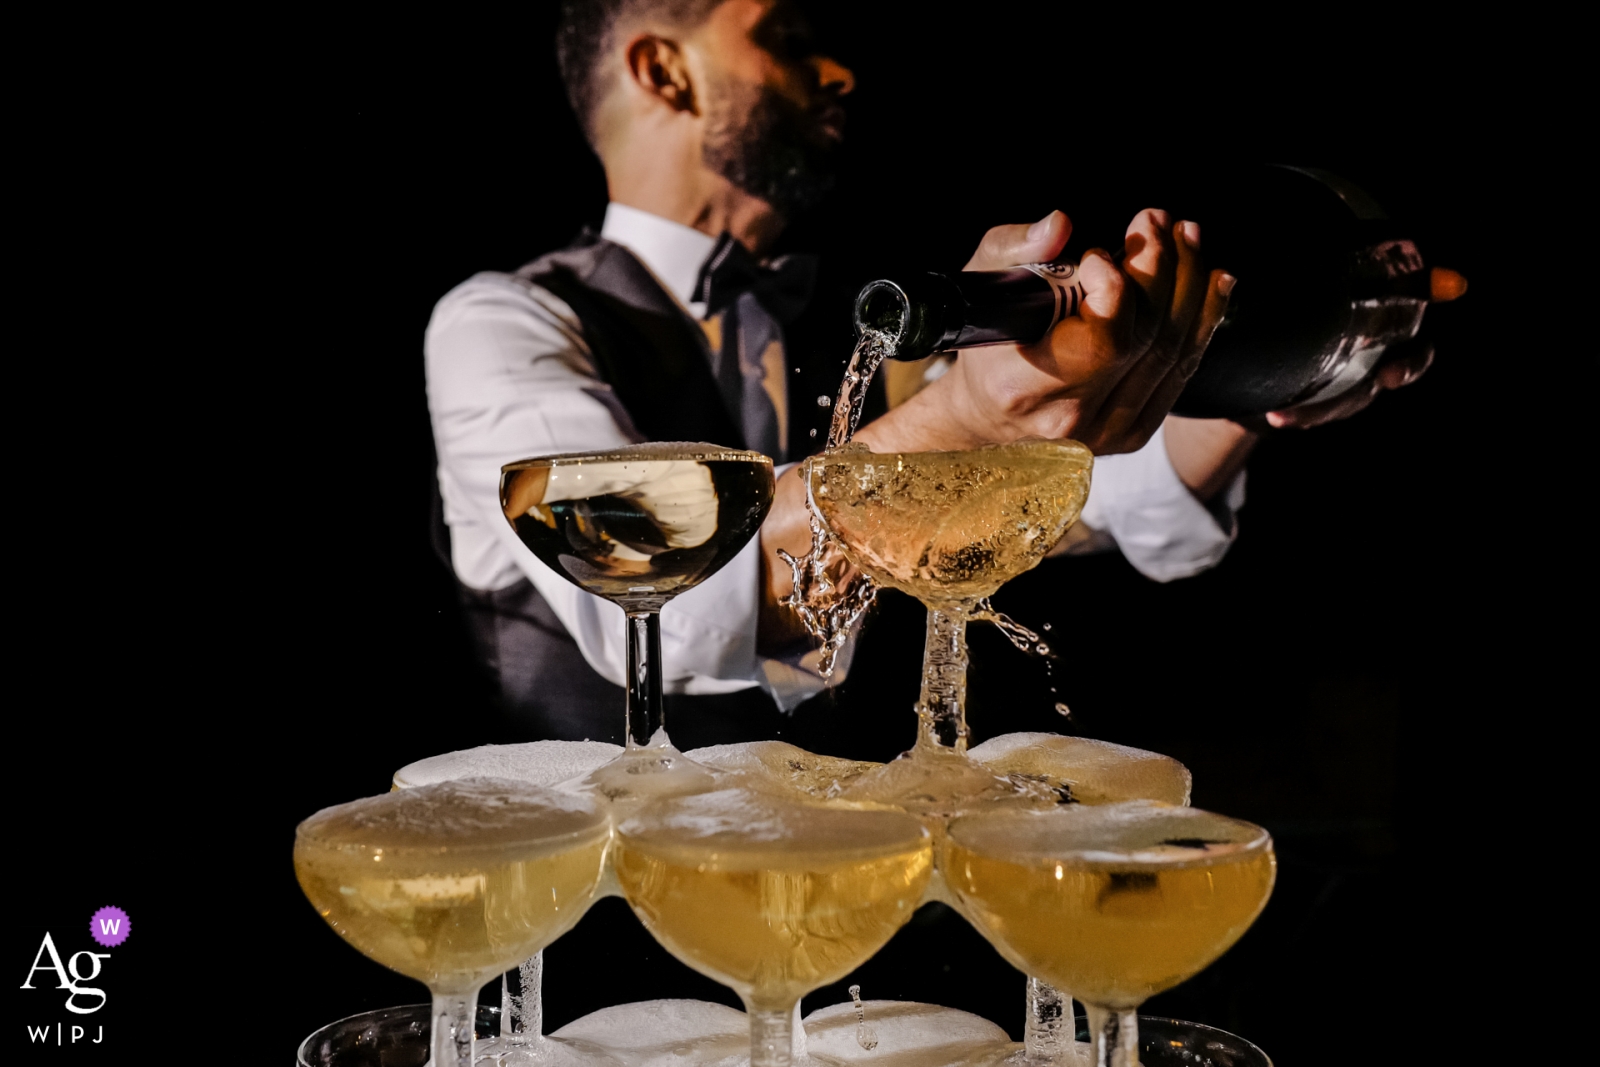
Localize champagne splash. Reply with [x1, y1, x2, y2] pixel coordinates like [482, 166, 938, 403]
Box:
[785, 327, 1082, 716]
[971, 597, 1054, 659]
[848, 985, 879, 1051]
[972, 598, 1071, 719]
[778, 329, 896, 675]
[776, 519, 876, 677]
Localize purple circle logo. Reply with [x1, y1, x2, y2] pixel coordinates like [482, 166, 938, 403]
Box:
[90, 906, 130, 948]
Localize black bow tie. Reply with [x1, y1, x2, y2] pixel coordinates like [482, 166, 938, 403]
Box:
[692, 232, 818, 325]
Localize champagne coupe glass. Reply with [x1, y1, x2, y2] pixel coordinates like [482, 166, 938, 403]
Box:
[967, 734, 1193, 1067]
[804, 440, 1093, 818]
[391, 741, 624, 1067]
[496, 443, 772, 1060]
[947, 802, 1276, 1067]
[499, 443, 774, 794]
[613, 788, 933, 1067]
[294, 779, 612, 1067]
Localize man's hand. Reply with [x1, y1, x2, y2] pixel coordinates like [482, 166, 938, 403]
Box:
[1162, 265, 1466, 505]
[1262, 266, 1466, 430]
[854, 209, 1234, 457]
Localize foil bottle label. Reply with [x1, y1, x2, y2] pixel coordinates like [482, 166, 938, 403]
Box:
[1021, 262, 1087, 329]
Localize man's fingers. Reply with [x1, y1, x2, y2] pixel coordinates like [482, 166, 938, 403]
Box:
[964, 210, 1072, 271]
[1266, 335, 1431, 430]
[1266, 377, 1381, 429]
[1086, 228, 1218, 445]
[1196, 270, 1236, 353]
[1073, 249, 1132, 339]
[1375, 339, 1434, 391]
[1118, 209, 1177, 345]
[1149, 221, 1208, 361]
[1121, 269, 1236, 444]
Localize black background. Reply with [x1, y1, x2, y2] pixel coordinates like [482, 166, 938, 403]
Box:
[11, 5, 1571, 1064]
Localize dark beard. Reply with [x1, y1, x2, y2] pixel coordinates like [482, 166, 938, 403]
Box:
[702, 82, 839, 219]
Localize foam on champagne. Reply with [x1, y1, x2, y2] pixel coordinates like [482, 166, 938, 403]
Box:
[967, 733, 1192, 807]
[299, 778, 607, 851]
[949, 801, 1263, 865]
[617, 788, 925, 857]
[392, 740, 624, 791]
[684, 741, 881, 800]
[837, 747, 1059, 823]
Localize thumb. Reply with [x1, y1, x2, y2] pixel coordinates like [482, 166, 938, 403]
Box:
[964, 210, 1072, 271]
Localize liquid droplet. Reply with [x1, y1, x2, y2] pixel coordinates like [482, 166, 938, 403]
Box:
[849, 984, 879, 1051]
[809, 427, 818, 438]
[817, 395, 832, 408]
[971, 598, 1054, 658]
[1041, 622, 1052, 631]
[1055, 702, 1072, 718]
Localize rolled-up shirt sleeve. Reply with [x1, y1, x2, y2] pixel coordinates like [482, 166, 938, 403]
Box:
[1077, 422, 1244, 582]
[424, 273, 770, 698]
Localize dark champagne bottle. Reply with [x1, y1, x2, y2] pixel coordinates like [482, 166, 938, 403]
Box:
[852, 167, 1434, 420]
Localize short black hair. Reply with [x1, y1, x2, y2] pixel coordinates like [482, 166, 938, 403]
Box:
[556, 0, 728, 146]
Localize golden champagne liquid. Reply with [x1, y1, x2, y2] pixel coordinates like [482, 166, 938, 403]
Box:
[614, 790, 932, 1010]
[294, 779, 610, 994]
[806, 439, 1093, 606]
[947, 803, 1275, 1009]
[501, 444, 774, 604]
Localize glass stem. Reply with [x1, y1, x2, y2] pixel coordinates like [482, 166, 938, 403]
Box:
[1026, 978, 1078, 1065]
[747, 1002, 795, 1067]
[500, 950, 544, 1044]
[625, 610, 664, 748]
[915, 605, 970, 752]
[1083, 1004, 1139, 1067]
[430, 990, 477, 1067]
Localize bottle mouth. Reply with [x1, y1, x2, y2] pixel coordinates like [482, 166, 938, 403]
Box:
[853, 280, 911, 340]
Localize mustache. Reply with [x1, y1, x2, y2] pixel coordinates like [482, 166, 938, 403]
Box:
[812, 97, 847, 137]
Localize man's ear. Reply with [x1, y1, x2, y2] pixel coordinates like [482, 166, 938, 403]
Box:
[623, 34, 697, 114]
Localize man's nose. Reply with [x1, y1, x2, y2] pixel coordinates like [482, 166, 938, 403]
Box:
[811, 55, 855, 95]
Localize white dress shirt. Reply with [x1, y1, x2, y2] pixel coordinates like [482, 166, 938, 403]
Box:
[425, 204, 1242, 711]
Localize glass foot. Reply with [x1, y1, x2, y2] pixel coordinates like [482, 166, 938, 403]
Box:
[990, 1041, 1090, 1067]
[1075, 1016, 1271, 1067]
[476, 1034, 623, 1067]
[297, 1004, 498, 1067]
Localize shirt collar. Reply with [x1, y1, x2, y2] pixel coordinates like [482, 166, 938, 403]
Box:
[600, 203, 717, 315]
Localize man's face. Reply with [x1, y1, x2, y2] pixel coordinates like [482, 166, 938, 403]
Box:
[695, 0, 854, 218]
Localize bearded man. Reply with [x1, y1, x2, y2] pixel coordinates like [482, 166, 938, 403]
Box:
[423, 0, 1431, 745]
